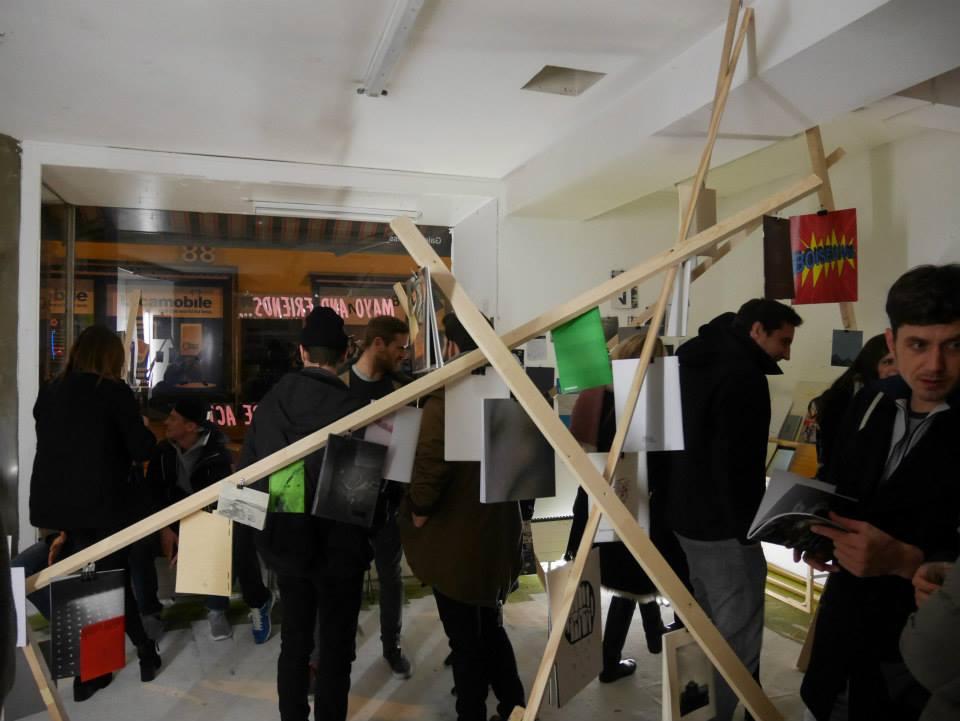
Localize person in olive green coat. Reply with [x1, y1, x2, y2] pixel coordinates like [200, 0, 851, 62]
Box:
[398, 314, 524, 721]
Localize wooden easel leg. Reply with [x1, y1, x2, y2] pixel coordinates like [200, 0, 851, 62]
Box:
[796, 606, 819, 672]
[22, 628, 70, 721]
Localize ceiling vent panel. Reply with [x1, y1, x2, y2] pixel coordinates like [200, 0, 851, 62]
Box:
[521, 65, 605, 97]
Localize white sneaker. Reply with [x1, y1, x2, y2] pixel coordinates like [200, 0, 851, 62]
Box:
[207, 610, 233, 641]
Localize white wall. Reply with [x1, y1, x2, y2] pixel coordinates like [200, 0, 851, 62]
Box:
[497, 129, 960, 427]
[452, 199, 499, 319]
[881, 129, 960, 267]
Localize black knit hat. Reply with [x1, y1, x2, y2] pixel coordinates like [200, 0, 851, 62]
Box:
[172, 397, 209, 425]
[300, 307, 348, 351]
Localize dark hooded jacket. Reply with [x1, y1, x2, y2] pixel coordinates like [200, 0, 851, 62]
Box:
[238, 368, 371, 578]
[802, 376, 960, 721]
[665, 312, 781, 542]
[145, 423, 233, 512]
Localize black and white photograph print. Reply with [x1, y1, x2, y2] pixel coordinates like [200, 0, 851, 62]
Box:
[831, 328, 863, 367]
[312, 434, 387, 528]
[663, 629, 716, 721]
[216, 483, 269, 530]
[481, 397, 556, 503]
[676, 643, 713, 718]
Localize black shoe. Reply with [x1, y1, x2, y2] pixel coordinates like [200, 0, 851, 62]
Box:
[383, 646, 413, 679]
[138, 641, 162, 682]
[598, 658, 637, 684]
[73, 673, 113, 702]
[443, 650, 454, 667]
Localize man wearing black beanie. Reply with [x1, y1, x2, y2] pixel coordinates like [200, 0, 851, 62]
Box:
[239, 307, 373, 721]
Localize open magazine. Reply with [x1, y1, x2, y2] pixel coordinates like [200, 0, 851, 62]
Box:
[405, 266, 444, 374]
[747, 470, 857, 555]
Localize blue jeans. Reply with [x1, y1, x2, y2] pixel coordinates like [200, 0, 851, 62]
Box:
[676, 534, 767, 721]
[11, 538, 54, 618]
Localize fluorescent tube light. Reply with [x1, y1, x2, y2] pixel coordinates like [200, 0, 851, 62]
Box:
[359, 0, 425, 97]
[252, 201, 422, 223]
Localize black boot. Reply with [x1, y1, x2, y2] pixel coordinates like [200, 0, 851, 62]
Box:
[73, 673, 113, 702]
[599, 596, 638, 683]
[639, 600, 666, 655]
[137, 641, 162, 682]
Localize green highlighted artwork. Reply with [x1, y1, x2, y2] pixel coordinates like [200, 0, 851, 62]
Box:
[268, 459, 305, 513]
[551, 307, 613, 394]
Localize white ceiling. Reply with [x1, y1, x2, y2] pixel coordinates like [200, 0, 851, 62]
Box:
[5, 0, 960, 222]
[1, 0, 728, 178]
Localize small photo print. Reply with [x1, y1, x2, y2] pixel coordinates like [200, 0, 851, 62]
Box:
[676, 643, 713, 718]
[831, 329, 863, 367]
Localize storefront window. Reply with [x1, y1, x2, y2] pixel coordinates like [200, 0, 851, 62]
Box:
[38, 204, 452, 445]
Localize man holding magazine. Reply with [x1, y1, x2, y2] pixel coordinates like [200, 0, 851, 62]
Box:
[800, 264, 960, 721]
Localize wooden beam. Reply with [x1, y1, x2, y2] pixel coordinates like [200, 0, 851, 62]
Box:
[23, 628, 70, 721]
[26, 172, 822, 595]
[392, 216, 782, 721]
[805, 126, 857, 330]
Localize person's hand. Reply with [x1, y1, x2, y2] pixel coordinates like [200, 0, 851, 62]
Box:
[47, 532, 67, 566]
[160, 527, 179, 567]
[811, 513, 924, 579]
[912, 562, 952, 606]
[412, 513, 428, 528]
[795, 546, 840, 573]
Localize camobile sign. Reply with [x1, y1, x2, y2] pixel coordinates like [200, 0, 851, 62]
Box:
[109, 285, 224, 319]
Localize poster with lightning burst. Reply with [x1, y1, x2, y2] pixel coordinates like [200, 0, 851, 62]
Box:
[790, 209, 858, 304]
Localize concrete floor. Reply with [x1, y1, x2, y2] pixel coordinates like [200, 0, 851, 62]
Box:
[16, 586, 809, 721]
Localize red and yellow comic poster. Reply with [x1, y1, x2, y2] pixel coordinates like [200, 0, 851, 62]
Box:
[790, 209, 858, 304]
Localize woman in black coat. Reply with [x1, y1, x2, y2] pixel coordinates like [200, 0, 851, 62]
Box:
[30, 325, 160, 701]
[564, 333, 689, 683]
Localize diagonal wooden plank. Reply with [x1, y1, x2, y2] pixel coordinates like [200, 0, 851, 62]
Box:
[392, 217, 783, 721]
[25, 173, 821, 596]
[22, 628, 70, 721]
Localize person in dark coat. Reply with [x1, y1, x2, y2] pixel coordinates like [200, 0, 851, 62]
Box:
[338, 315, 412, 678]
[29, 325, 161, 701]
[666, 299, 803, 721]
[399, 314, 525, 721]
[810, 333, 897, 476]
[129, 397, 273, 643]
[564, 331, 688, 683]
[800, 264, 960, 721]
[239, 307, 370, 721]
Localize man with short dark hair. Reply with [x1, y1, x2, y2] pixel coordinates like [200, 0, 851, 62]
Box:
[667, 298, 803, 721]
[241, 307, 372, 721]
[338, 314, 413, 678]
[801, 264, 960, 721]
[132, 398, 274, 643]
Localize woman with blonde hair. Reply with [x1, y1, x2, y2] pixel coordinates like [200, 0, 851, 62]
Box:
[30, 325, 160, 701]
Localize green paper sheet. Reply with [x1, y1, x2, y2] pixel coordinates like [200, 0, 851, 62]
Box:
[268, 459, 305, 513]
[551, 308, 613, 394]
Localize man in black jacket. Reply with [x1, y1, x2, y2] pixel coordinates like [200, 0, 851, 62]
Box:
[667, 299, 802, 721]
[800, 264, 960, 721]
[339, 314, 412, 678]
[240, 307, 370, 721]
[130, 398, 273, 643]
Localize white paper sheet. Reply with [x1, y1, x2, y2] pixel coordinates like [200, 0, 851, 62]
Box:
[175, 511, 233, 597]
[363, 406, 423, 483]
[216, 483, 269, 530]
[584, 452, 649, 543]
[444, 369, 510, 461]
[11, 567, 26, 647]
[612, 357, 684, 452]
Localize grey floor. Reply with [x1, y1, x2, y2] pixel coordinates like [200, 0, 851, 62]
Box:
[15, 587, 808, 721]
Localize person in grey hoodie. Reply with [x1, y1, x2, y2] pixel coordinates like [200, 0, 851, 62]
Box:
[901, 556, 960, 721]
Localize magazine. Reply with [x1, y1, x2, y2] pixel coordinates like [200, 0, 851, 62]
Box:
[405, 266, 444, 374]
[746, 470, 857, 554]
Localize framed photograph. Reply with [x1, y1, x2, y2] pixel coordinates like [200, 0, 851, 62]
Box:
[663, 629, 716, 721]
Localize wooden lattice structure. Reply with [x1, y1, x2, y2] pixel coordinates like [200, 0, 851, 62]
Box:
[19, 4, 863, 719]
